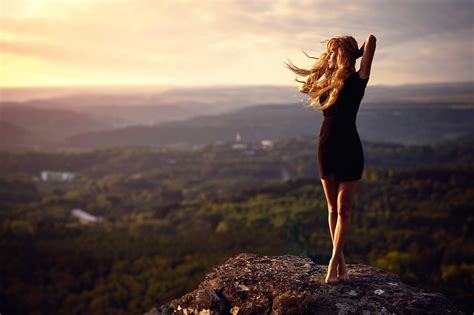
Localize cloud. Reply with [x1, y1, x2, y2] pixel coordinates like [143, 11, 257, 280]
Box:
[1, 0, 472, 86]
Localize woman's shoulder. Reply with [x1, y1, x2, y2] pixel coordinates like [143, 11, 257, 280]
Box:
[343, 70, 368, 91]
[344, 70, 358, 80]
[345, 70, 368, 79]
[345, 70, 369, 88]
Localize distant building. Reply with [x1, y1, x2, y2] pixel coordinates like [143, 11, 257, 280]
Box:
[40, 171, 76, 182]
[71, 208, 103, 225]
[261, 140, 274, 150]
[232, 143, 247, 150]
[281, 167, 291, 181]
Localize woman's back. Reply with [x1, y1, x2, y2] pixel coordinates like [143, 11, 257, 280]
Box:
[317, 69, 369, 182]
[320, 70, 369, 121]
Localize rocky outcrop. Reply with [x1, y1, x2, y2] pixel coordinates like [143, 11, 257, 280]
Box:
[144, 252, 464, 315]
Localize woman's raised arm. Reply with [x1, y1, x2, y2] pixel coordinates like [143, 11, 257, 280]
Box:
[358, 34, 376, 80]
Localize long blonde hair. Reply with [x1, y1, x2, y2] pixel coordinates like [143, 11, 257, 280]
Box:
[284, 35, 360, 111]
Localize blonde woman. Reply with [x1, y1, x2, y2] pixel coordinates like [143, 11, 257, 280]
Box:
[285, 35, 376, 284]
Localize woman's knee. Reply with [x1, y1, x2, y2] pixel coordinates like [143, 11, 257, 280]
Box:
[337, 203, 351, 218]
[337, 180, 358, 215]
[328, 205, 337, 215]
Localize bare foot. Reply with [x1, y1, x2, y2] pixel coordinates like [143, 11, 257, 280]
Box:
[325, 257, 340, 285]
[337, 255, 350, 283]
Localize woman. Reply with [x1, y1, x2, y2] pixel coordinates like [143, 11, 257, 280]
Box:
[284, 34, 376, 285]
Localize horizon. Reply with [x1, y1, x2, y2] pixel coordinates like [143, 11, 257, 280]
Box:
[1, 77, 472, 90]
[1, 78, 473, 103]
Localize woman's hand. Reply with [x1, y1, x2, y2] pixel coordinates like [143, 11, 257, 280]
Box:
[357, 35, 376, 59]
[356, 43, 364, 59]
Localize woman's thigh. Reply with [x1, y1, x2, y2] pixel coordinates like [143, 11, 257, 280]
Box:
[320, 179, 339, 212]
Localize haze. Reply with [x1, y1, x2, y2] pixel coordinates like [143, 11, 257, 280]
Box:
[1, 0, 472, 89]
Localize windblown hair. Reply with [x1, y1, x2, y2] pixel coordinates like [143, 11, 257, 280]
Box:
[284, 35, 360, 111]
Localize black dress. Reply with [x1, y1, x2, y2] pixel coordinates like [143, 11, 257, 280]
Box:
[317, 70, 369, 182]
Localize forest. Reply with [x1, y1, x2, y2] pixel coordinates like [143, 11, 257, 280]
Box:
[0, 137, 472, 314]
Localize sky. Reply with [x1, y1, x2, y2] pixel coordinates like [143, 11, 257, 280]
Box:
[0, 0, 473, 88]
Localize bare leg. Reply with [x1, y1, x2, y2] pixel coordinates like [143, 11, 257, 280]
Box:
[332, 179, 359, 283]
[320, 179, 340, 284]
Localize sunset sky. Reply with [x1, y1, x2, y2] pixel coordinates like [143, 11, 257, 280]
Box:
[1, 0, 472, 88]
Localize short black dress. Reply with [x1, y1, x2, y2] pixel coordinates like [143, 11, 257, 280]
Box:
[317, 70, 369, 182]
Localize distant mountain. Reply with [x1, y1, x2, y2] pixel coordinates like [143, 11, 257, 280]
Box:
[0, 120, 32, 137]
[0, 104, 114, 141]
[1, 81, 473, 152]
[1, 81, 472, 126]
[0, 85, 302, 127]
[59, 102, 474, 151]
[364, 80, 473, 104]
[0, 120, 50, 151]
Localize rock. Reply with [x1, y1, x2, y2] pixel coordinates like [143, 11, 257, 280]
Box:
[144, 252, 465, 315]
